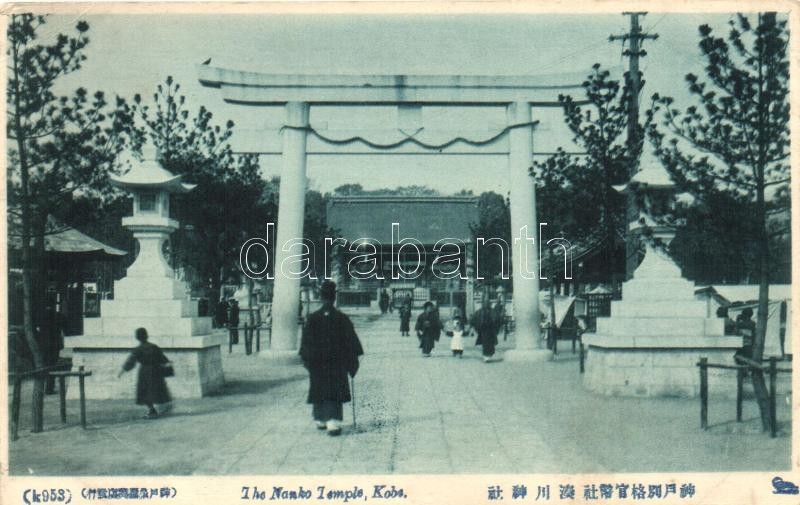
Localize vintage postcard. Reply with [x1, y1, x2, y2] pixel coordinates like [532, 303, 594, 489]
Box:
[1, 1, 797, 504]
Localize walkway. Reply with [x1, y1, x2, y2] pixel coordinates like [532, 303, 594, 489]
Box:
[8, 311, 790, 475]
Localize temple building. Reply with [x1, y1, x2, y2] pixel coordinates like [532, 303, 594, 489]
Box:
[7, 218, 127, 336]
[326, 195, 479, 310]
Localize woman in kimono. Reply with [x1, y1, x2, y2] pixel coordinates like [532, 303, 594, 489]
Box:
[379, 289, 390, 314]
[118, 327, 172, 419]
[415, 301, 443, 357]
[399, 301, 412, 336]
[472, 296, 501, 363]
[299, 281, 364, 436]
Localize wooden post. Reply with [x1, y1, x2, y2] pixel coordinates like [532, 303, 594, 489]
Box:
[245, 325, 253, 355]
[11, 377, 22, 441]
[699, 358, 708, 430]
[32, 372, 45, 433]
[736, 367, 744, 422]
[552, 327, 558, 355]
[579, 342, 585, 374]
[78, 366, 87, 429]
[58, 375, 67, 424]
[769, 357, 777, 438]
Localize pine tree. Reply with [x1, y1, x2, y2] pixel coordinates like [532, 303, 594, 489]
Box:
[648, 13, 790, 431]
[131, 77, 276, 306]
[7, 14, 135, 431]
[533, 65, 643, 284]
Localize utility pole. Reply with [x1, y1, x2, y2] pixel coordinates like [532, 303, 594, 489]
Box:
[610, 12, 658, 280]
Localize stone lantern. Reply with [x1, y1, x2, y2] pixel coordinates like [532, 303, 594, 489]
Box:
[579, 151, 742, 398]
[66, 146, 224, 400]
[112, 146, 195, 279]
[612, 150, 683, 278]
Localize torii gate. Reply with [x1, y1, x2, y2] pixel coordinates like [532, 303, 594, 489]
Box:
[198, 66, 584, 362]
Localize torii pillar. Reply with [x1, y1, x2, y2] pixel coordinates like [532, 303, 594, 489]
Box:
[197, 66, 587, 363]
[504, 101, 549, 361]
[266, 101, 309, 362]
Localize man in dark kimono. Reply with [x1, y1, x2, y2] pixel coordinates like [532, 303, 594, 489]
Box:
[735, 307, 756, 361]
[40, 303, 65, 394]
[228, 299, 240, 345]
[299, 281, 364, 436]
[415, 301, 442, 357]
[472, 295, 501, 362]
[379, 289, 390, 314]
[494, 292, 508, 340]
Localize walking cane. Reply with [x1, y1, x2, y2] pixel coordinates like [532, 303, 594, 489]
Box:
[350, 375, 357, 430]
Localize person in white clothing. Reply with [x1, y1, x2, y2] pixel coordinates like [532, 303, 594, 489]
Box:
[448, 316, 467, 358]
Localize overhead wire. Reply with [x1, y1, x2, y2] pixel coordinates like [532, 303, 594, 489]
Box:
[535, 35, 615, 74]
[649, 13, 668, 32]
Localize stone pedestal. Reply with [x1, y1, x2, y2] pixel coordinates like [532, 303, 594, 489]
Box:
[65, 147, 224, 399]
[582, 243, 743, 398]
[582, 335, 742, 397]
[66, 271, 225, 399]
[66, 336, 223, 399]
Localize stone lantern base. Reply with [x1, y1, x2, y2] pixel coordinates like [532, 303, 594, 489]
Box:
[65, 335, 224, 400]
[65, 250, 224, 400]
[581, 243, 743, 398]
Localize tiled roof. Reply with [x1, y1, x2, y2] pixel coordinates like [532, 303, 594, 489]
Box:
[327, 196, 479, 244]
[8, 218, 126, 259]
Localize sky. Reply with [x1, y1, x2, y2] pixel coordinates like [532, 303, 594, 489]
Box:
[44, 11, 741, 194]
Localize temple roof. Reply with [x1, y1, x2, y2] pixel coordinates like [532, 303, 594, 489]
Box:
[327, 196, 479, 244]
[695, 285, 792, 303]
[44, 226, 127, 258]
[8, 218, 126, 260]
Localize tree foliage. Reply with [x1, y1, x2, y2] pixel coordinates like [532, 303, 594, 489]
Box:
[7, 14, 135, 362]
[532, 65, 641, 281]
[471, 192, 511, 281]
[7, 15, 136, 222]
[332, 184, 440, 197]
[303, 189, 331, 282]
[648, 13, 790, 430]
[130, 76, 277, 301]
[7, 14, 136, 432]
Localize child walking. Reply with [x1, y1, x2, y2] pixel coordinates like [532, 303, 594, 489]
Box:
[449, 316, 467, 358]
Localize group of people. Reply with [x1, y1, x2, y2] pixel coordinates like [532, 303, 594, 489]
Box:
[378, 289, 393, 314]
[407, 295, 506, 363]
[117, 284, 510, 435]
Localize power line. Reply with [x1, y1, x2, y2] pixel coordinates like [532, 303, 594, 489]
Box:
[536, 36, 614, 74]
[648, 12, 668, 32]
